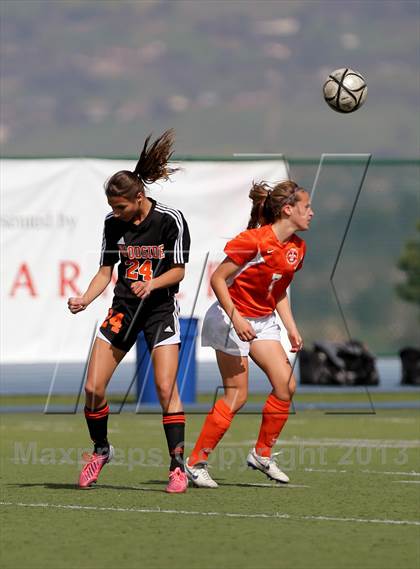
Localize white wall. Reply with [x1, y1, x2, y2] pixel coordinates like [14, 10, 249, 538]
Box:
[1, 158, 290, 363]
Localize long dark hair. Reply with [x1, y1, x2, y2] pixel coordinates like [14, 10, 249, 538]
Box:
[105, 129, 178, 200]
[247, 180, 305, 229]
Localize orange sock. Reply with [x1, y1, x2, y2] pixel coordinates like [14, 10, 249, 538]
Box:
[189, 399, 235, 465]
[255, 394, 290, 457]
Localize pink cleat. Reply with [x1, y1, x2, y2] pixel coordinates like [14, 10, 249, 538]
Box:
[166, 467, 188, 493]
[78, 446, 114, 488]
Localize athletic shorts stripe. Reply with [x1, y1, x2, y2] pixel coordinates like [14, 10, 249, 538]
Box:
[154, 298, 181, 348]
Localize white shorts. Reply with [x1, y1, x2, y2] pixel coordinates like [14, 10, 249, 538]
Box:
[201, 301, 282, 356]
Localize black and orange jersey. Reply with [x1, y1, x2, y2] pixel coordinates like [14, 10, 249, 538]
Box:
[224, 224, 306, 317]
[100, 198, 190, 302]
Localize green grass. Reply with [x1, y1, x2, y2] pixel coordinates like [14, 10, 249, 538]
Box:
[1, 410, 419, 569]
[1, 390, 419, 407]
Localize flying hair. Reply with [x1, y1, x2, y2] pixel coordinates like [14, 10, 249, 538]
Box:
[105, 129, 178, 199]
[134, 128, 178, 185]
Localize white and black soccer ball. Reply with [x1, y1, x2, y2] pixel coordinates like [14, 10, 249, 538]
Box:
[323, 68, 367, 113]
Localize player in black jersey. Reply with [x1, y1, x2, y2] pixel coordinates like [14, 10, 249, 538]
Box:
[68, 130, 191, 493]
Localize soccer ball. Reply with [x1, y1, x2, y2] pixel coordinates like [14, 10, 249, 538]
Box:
[323, 68, 367, 113]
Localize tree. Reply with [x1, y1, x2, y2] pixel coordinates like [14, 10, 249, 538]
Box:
[396, 221, 420, 308]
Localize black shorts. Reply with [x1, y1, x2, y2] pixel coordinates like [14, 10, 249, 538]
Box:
[98, 296, 180, 353]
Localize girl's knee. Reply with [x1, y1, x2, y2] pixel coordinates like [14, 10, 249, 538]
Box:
[84, 384, 96, 399]
[85, 382, 105, 398]
[84, 384, 106, 408]
[272, 375, 296, 402]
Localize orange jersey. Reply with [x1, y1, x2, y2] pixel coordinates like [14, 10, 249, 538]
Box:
[224, 225, 306, 317]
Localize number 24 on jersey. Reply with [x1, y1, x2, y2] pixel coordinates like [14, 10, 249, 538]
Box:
[125, 259, 153, 281]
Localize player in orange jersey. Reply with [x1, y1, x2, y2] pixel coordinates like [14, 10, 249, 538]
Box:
[68, 130, 190, 493]
[185, 180, 313, 487]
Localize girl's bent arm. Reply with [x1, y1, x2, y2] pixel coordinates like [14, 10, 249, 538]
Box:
[68, 265, 113, 314]
[210, 258, 257, 341]
[153, 265, 185, 290]
[130, 265, 185, 299]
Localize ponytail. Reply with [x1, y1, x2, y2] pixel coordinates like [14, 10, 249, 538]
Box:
[247, 180, 304, 229]
[105, 129, 178, 199]
[247, 181, 274, 229]
[133, 128, 178, 185]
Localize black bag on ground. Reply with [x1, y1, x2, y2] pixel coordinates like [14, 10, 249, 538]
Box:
[399, 348, 420, 385]
[299, 345, 346, 385]
[299, 340, 379, 386]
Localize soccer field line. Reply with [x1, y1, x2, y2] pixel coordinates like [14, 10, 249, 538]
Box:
[304, 468, 420, 476]
[1, 501, 419, 526]
[393, 480, 420, 484]
[237, 483, 310, 488]
[232, 438, 420, 448]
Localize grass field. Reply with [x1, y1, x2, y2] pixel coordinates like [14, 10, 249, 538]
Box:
[1, 402, 419, 569]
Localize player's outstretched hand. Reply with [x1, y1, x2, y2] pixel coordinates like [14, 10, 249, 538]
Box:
[131, 280, 154, 299]
[68, 296, 88, 314]
[288, 328, 303, 353]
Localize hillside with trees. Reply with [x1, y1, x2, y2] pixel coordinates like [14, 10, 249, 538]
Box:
[1, 1, 419, 354]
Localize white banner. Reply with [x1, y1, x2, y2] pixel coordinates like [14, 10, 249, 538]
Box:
[1, 159, 289, 363]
